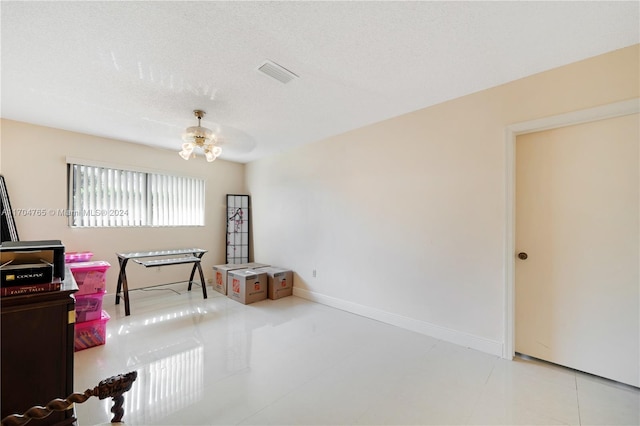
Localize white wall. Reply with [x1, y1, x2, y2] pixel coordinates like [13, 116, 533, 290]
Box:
[0, 120, 246, 294]
[1, 45, 637, 356]
[246, 45, 640, 355]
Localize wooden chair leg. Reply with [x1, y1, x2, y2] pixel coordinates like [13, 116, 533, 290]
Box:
[1, 371, 137, 426]
[95, 371, 138, 423]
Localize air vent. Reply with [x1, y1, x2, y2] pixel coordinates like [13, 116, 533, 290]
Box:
[257, 60, 299, 84]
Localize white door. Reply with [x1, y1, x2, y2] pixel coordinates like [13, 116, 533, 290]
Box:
[515, 113, 639, 387]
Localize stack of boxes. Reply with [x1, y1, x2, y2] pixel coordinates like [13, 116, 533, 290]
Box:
[212, 262, 294, 305]
[0, 240, 66, 296]
[212, 262, 268, 296]
[65, 252, 110, 351]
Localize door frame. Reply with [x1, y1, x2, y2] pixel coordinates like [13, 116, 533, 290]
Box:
[503, 98, 639, 359]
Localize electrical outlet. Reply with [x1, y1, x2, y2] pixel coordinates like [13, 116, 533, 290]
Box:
[312, 269, 317, 278]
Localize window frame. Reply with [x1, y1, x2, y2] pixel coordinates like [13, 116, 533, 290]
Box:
[66, 158, 206, 228]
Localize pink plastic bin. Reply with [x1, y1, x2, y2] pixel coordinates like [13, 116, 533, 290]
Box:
[74, 310, 109, 351]
[68, 261, 110, 296]
[65, 251, 94, 263]
[75, 292, 105, 322]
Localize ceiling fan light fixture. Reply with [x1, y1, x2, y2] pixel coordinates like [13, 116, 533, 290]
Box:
[183, 125, 214, 145]
[203, 143, 221, 162]
[178, 149, 193, 160]
[179, 110, 222, 162]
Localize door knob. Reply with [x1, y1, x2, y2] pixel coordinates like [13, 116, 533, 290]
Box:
[517, 252, 528, 260]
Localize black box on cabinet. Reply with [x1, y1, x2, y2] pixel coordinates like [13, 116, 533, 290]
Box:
[0, 240, 65, 280]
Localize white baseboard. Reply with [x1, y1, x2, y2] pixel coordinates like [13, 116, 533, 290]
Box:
[293, 287, 503, 357]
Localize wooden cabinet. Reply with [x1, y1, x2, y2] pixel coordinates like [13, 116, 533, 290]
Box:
[1, 272, 78, 425]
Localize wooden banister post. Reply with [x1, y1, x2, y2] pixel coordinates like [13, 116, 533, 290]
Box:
[1, 371, 137, 426]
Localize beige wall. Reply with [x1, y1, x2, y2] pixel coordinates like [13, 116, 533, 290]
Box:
[246, 45, 640, 354]
[1, 45, 637, 355]
[0, 120, 246, 293]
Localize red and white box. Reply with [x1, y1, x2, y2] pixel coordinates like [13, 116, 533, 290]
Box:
[255, 266, 293, 300]
[212, 264, 248, 295]
[227, 269, 267, 305]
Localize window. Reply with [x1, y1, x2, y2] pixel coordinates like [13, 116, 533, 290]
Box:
[67, 162, 205, 227]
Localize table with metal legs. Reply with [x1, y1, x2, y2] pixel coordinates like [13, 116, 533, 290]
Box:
[115, 248, 208, 316]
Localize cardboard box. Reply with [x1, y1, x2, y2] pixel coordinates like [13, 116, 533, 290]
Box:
[1, 260, 53, 286]
[0, 240, 65, 280]
[212, 264, 248, 295]
[244, 262, 270, 269]
[256, 267, 293, 300]
[227, 269, 267, 305]
[212, 262, 271, 295]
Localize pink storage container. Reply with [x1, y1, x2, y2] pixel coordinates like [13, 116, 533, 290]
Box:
[65, 251, 94, 263]
[75, 292, 105, 322]
[74, 310, 109, 351]
[68, 260, 110, 295]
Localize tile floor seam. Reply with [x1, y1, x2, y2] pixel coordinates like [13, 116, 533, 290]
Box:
[462, 355, 500, 425]
[483, 356, 498, 385]
[575, 372, 582, 426]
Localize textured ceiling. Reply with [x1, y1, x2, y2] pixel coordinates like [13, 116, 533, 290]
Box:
[1, 1, 638, 163]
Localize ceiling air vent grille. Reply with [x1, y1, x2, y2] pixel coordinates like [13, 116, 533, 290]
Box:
[257, 60, 299, 84]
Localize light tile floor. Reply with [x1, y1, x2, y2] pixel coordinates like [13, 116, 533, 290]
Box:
[74, 284, 639, 425]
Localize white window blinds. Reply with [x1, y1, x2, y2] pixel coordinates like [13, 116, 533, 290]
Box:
[147, 173, 205, 226]
[68, 163, 205, 227]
